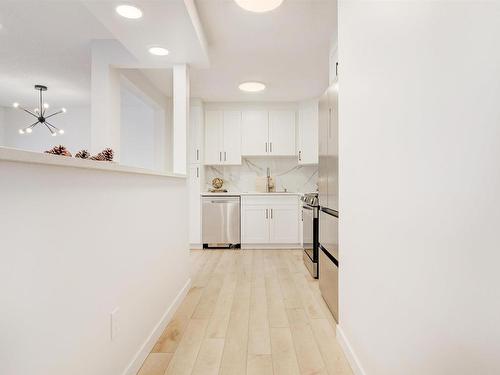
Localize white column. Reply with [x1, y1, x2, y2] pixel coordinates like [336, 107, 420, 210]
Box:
[90, 41, 133, 161]
[173, 64, 190, 175]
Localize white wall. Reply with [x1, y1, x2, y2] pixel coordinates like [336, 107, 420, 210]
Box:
[0, 105, 90, 153]
[119, 69, 173, 172]
[338, 2, 500, 375]
[120, 88, 156, 170]
[0, 160, 189, 375]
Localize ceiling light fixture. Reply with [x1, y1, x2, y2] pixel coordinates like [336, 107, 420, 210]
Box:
[14, 85, 66, 136]
[234, 0, 284, 13]
[116, 4, 143, 19]
[239, 81, 266, 92]
[148, 46, 169, 56]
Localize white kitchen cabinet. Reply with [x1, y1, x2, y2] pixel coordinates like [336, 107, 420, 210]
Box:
[204, 110, 241, 165]
[241, 195, 300, 248]
[268, 110, 296, 156]
[241, 110, 269, 156]
[241, 110, 296, 156]
[189, 104, 204, 164]
[223, 110, 242, 165]
[204, 110, 223, 165]
[297, 101, 319, 164]
[241, 206, 269, 243]
[269, 205, 300, 244]
[188, 165, 203, 247]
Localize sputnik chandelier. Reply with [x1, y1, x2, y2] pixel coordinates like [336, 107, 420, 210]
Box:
[14, 85, 66, 136]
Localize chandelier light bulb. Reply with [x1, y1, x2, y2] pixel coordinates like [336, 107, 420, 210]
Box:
[34, 108, 40, 114]
[58, 129, 64, 135]
[18, 129, 24, 134]
[51, 132, 57, 137]
[43, 103, 49, 109]
[13, 102, 19, 108]
[26, 128, 32, 134]
[61, 108, 67, 113]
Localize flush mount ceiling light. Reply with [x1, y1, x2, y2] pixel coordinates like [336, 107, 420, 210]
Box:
[148, 46, 169, 56]
[239, 81, 266, 92]
[14, 85, 66, 136]
[116, 4, 143, 19]
[234, 0, 284, 13]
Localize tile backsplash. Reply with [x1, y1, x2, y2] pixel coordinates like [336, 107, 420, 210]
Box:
[204, 158, 318, 193]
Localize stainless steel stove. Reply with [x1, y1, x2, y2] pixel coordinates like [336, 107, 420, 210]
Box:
[301, 193, 319, 278]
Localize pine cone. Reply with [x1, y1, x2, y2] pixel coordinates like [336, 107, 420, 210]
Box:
[101, 148, 114, 162]
[90, 153, 105, 161]
[75, 150, 90, 159]
[45, 145, 71, 157]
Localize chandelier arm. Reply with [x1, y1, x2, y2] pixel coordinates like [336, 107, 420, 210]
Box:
[44, 121, 60, 131]
[43, 122, 55, 134]
[23, 121, 40, 131]
[19, 106, 38, 118]
[44, 110, 63, 119]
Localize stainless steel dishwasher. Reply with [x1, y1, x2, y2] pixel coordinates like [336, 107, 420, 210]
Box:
[202, 195, 241, 249]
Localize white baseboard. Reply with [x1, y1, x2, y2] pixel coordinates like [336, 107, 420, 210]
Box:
[242, 244, 302, 250]
[336, 325, 367, 375]
[122, 278, 192, 375]
[189, 243, 203, 250]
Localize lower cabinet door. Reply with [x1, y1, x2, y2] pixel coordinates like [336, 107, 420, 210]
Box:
[269, 206, 299, 244]
[241, 206, 269, 244]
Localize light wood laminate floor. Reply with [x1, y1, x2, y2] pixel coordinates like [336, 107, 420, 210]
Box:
[137, 249, 353, 375]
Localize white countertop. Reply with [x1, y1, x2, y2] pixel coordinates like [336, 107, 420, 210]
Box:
[201, 192, 302, 196]
[0, 147, 186, 179]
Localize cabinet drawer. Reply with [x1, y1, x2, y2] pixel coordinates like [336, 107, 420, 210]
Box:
[241, 195, 299, 207]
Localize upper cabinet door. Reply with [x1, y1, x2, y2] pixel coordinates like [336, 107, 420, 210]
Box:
[189, 105, 203, 164]
[204, 110, 223, 165]
[223, 110, 242, 165]
[298, 101, 319, 165]
[241, 110, 269, 156]
[268, 110, 296, 156]
[327, 86, 339, 211]
[318, 92, 329, 208]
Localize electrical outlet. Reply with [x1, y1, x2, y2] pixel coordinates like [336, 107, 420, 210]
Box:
[110, 307, 120, 341]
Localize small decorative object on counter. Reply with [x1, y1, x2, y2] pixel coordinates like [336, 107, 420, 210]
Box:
[44, 145, 72, 157]
[209, 177, 228, 193]
[90, 148, 114, 162]
[100, 148, 114, 161]
[75, 149, 90, 159]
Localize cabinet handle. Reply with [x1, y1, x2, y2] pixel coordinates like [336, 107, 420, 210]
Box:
[266, 209, 268, 219]
[270, 142, 273, 153]
[271, 208, 273, 219]
[196, 167, 199, 178]
[196, 149, 199, 161]
[265, 142, 268, 153]
[299, 150, 302, 161]
[219, 151, 222, 162]
[224, 151, 227, 161]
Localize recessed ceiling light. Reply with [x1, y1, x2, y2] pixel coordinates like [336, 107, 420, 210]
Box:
[148, 46, 169, 56]
[239, 81, 266, 92]
[116, 5, 143, 19]
[234, 0, 284, 13]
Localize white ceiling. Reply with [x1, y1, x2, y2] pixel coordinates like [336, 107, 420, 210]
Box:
[0, 0, 337, 107]
[191, 0, 337, 101]
[0, 1, 112, 107]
